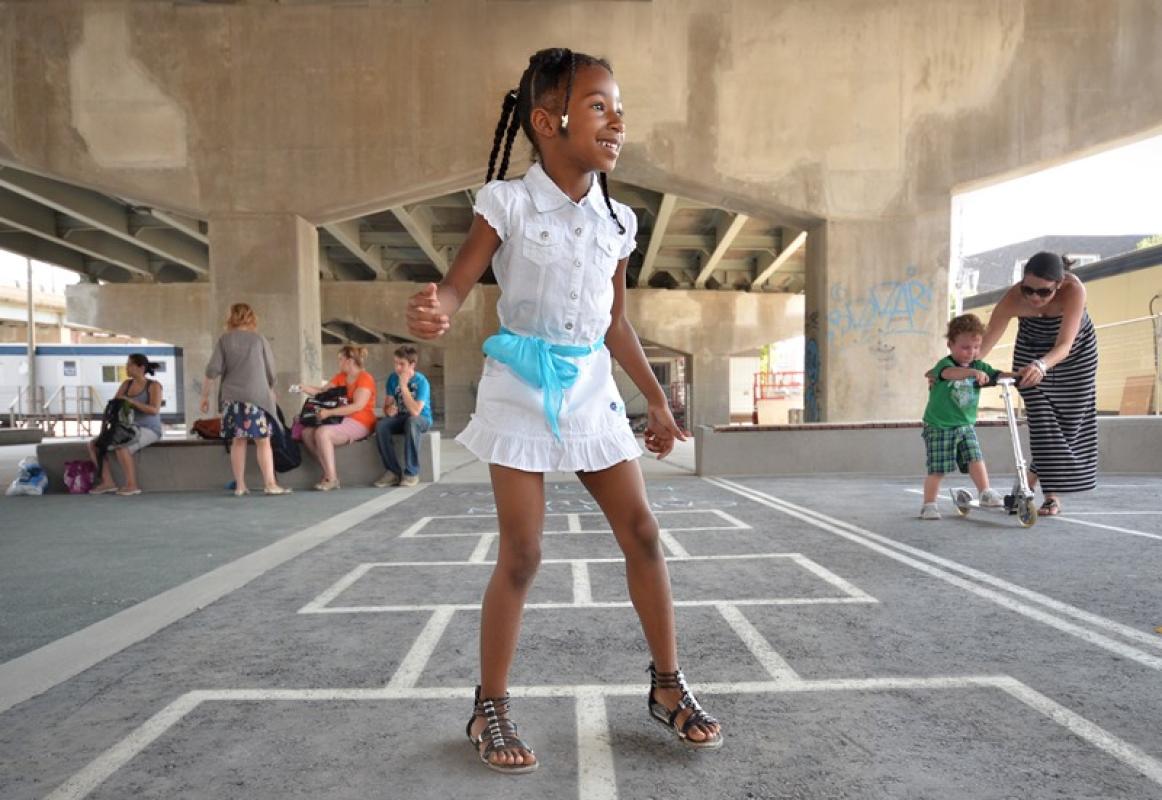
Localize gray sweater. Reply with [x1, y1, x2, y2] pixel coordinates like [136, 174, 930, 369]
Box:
[205, 330, 277, 413]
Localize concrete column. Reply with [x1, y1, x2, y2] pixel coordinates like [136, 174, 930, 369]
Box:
[208, 214, 322, 418]
[441, 344, 484, 436]
[803, 210, 949, 422]
[691, 352, 732, 430]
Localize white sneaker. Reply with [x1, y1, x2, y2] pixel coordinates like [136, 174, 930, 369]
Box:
[919, 503, 941, 520]
[979, 488, 1004, 507]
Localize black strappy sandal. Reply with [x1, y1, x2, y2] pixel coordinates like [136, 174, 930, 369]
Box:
[465, 686, 538, 774]
[1039, 497, 1061, 516]
[646, 662, 724, 750]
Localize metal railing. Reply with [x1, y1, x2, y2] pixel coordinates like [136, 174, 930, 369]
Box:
[4, 384, 102, 435]
[984, 313, 1161, 415]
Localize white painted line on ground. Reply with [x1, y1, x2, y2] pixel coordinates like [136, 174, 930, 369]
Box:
[999, 678, 1162, 786]
[0, 487, 424, 715]
[468, 533, 495, 563]
[568, 513, 582, 532]
[44, 691, 208, 800]
[1067, 512, 1162, 516]
[301, 552, 873, 613]
[709, 508, 752, 529]
[658, 530, 690, 557]
[1055, 516, 1162, 542]
[572, 562, 593, 605]
[787, 554, 878, 602]
[398, 516, 432, 538]
[575, 691, 618, 800]
[386, 607, 456, 690]
[412, 525, 747, 539]
[311, 597, 877, 613]
[49, 675, 1162, 798]
[716, 604, 800, 681]
[298, 564, 374, 614]
[713, 478, 1162, 670]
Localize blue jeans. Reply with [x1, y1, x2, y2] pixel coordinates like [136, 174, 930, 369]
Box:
[375, 413, 430, 477]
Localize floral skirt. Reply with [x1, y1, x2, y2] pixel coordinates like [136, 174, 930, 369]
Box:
[221, 401, 272, 439]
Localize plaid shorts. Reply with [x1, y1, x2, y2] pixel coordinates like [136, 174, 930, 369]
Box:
[922, 425, 983, 475]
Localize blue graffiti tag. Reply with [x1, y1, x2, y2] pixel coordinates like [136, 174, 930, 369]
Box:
[828, 268, 933, 343]
[804, 337, 820, 422]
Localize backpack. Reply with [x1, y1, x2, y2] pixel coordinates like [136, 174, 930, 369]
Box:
[94, 398, 136, 475]
[267, 406, 302, 472]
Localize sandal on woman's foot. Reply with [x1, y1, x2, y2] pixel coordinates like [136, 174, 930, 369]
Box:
[465, 686, 538, 774]
[1039, 498, 1061, 516]
[646, 662, 724, 750]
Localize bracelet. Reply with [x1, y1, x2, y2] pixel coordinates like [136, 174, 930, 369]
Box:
[1031, 358, 1047, 374]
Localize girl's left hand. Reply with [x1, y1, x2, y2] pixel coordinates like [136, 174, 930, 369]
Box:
[643, 403, 687, 459]
[1018, 363, 1045, 388]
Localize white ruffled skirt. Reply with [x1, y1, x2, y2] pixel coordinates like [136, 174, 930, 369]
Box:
[456, 347, 642, 472]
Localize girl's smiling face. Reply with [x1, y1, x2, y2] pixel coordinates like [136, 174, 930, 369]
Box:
[555, 64, 625, 171]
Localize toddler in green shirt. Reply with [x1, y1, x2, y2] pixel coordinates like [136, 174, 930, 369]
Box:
[919, 313, 1015, 519]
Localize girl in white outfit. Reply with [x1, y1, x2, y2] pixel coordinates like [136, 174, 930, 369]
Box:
[407, 47, 722, 774]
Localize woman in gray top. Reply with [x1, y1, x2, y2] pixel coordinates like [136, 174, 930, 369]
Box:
[200, 303, 291, 496]
[87, 353, 164, 496]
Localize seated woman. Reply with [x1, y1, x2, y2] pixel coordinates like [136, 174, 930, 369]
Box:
[87, 353, 164, 496]
[298, 344, 376, 491]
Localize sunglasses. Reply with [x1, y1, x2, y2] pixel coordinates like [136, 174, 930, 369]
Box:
[1020, 283, 1057, 298]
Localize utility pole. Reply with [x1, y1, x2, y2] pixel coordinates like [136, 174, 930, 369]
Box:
[26, 256, 38, 420]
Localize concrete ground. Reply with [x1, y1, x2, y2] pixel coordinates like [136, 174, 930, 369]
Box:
[1, 439, 1161, 799]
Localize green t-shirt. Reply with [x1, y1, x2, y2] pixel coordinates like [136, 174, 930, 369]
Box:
[922, 356, 1000, 428]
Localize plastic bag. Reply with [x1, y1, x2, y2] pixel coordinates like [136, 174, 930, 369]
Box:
[6, 456, 48, 496]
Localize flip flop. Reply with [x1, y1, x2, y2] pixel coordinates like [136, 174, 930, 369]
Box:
[1039, 498, 1061, 516]
[116, 488, 143, 496]
[88, 486, 118, 495]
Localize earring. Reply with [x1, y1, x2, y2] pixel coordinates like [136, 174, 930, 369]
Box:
[560, 114, 569, 130]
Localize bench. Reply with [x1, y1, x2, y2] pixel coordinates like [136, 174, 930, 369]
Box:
[0, 427, 45, 446]
[35, 431, 440, 493]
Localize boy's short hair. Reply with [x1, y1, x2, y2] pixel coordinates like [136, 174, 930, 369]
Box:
[946, 313, 986, 341]
[394, 344, 419, 364]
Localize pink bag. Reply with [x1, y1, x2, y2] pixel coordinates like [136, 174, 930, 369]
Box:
[63, 460, 96, 494]
[290, 416, 304, 442]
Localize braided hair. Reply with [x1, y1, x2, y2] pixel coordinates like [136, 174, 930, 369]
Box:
[485, 48, 625, 235]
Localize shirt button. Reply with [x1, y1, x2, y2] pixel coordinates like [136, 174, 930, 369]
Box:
[565, 322, 574, 330]
[574, 227, 583, 236]
[574, 259, 581, 268]
[540, 231, 549, 240]
[570, 291, 578, 300]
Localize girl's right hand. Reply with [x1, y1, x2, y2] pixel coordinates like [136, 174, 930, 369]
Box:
[407, 283, 449, 339]
[199, 398, 210, 414]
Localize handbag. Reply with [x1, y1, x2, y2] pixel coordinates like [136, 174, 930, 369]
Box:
[299, 386, 348, 427]
[191, 417, 222, 439]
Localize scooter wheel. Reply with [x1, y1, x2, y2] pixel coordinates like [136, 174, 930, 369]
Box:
[1016, 497, 1038, 528]
[950, 489, 971, 516]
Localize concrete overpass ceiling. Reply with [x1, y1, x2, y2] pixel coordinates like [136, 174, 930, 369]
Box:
[322, 175, 807, 294]
[0, 165, 209, 284]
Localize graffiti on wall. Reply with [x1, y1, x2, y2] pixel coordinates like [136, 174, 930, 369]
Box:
[804, 336, 820, 422]
[827, 268, 934, 346]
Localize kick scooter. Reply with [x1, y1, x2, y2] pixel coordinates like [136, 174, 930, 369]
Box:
[950, 377, 1037, 528]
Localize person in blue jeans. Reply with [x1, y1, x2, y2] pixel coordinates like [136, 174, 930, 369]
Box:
[373, 344, 433, 487]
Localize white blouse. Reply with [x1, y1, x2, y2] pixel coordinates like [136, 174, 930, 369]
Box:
[473, 162, 639, 346]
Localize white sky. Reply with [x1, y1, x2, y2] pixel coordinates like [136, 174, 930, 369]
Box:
[952, 133, 1162, 258]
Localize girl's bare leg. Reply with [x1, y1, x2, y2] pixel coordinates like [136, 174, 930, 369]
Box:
[469, 464, 544, 769]
[576, 459, 719, 743]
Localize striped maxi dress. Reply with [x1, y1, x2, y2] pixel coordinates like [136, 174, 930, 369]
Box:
[1012, 312, 1099, 493]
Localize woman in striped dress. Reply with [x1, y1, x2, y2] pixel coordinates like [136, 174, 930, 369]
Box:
[980, 252, 1098, 515]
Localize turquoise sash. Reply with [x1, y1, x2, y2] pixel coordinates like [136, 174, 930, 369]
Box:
[483, 327, 605, 440]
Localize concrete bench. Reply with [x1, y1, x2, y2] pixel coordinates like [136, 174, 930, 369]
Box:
[0, 427, 45, 446]
[35, 431, 440, 493]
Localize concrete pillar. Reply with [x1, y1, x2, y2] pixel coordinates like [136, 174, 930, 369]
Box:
[208, 213, 322, 418]
[442, 344, 484, 436]
[691, 352, 732, 429]
[804, 211, 949, 422]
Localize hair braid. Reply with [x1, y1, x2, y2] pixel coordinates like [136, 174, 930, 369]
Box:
[559, 50, 577, 132]
[495, 101, 522, 181]
[485, 90, 518, 182]
[599, 172, 626, 235]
